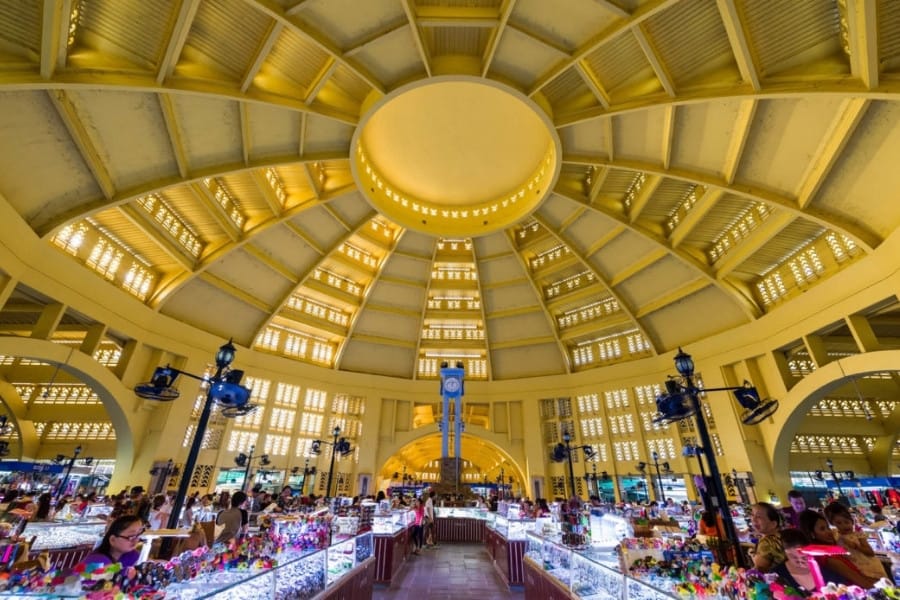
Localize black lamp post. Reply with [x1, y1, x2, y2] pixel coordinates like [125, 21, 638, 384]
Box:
[292, 459, 317, 495]
[551, 429, 596, 499]
[312, 425, 353, 499]
[653, 348, 778, 568]
[235, 445, 270, 492]
[53, 445, 93, 502]
[135, 339, 258, 529]
[819, 458, 853, 498]
[149, 459, 181, 495]
[650, 451, 671, 503]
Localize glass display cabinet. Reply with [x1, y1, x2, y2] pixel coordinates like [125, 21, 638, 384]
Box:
[21, 521, 107, 551]
[434, 506, 486, 543]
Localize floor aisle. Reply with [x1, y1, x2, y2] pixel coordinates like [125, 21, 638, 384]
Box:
[372, 543, 524, 599]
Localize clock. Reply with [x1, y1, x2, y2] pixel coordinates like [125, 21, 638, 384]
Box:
[444, 376, 461, 393]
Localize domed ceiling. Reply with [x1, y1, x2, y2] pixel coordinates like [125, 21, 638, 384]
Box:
[1, 0, 899, 381]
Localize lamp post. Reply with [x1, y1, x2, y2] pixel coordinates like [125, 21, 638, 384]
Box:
[235, 445, 270, 492]
[652, 348, 778, 568]
[312, 425, 353, 499]
[293, 460, 317, 495]
[651, 451, 669, 503]
[149, 459, 180, 495]
[551, 430, 596, 499]
[821, 458, 853, 499]
[53, 445, 93, 502]
[135, 339, 257, 530]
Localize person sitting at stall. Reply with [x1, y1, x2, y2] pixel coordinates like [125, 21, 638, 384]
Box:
[823, 502, 887, 580]
[782, 490, 807, 529]
[749, 502, 785, 572]
[78, 515, 144, 569]
[698, 509, 725, 538]
[797, 509, 880, 588]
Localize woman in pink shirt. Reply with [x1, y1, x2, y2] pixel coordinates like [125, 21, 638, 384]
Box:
[411, 497, 425, 555]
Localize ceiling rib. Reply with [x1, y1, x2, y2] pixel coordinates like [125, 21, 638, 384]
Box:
[551, 183, 760, 320]
[344, 18, 408, 58]
[661, 105, 675, 169]
[634, 278, 710, 319]
[402, 0, 431, 77]
[156, 0, 202, 84]
[158, 94, 190, 179]
[532, 214, 657, 355]
[576, 61, 611, 109]
[713, 211, 795, 279]
[335, 222, 402, 372]
[502, 229, 572, 373]
[116, 204, 196, 271]
[715, 0, 760, 91]
[633, 25, 675, 97]
[529, 0, 679, 96]
[481, 0, 516, 77]
[303, 58, 337, 104]
[722, 98, 756, 184]
[40, 0, 70, 80]
[241, 21, 284, 92]
[668, 187, 722, 248]
[150, 183, 356, 307]
[190, 182, 241, 242]
[34, 153, 348, 238]
[243, 0, 384, 94]
[563, 155, 880, 251]
[845, 0, 879, 90]
[239, 103, 251, 166]
[249, 170, 283, 217]
[252, 210, 377, 350]
[48, 90, 116, 200]
[199, 272, 270, 312]
[244, 243, 298, 284]
[795, 98, 870, 210]
[415, 6, 498, 27]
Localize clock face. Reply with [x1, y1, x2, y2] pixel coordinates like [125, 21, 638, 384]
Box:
[444, 377, 460, 392]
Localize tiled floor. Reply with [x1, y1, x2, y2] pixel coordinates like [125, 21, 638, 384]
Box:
[373, 543, 524, 599]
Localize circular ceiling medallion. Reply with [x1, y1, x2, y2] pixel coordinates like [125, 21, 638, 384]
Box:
[351, 77, 561, 237]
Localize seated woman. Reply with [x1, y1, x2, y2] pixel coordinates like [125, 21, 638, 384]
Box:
[823, 502, 887, 580]
[79, 515, 144, 569]
[749, 502, 785, 572]
[797, 509, 879, 588]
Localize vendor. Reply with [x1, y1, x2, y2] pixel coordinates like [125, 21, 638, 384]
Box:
[749, 502, 785, 572]
[78, 515, 144, 568]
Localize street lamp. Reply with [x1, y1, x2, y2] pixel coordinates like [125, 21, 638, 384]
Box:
[52, 445, 93, 502]
[235, 445, 270, 491]
[550, 429, 596, 499]
[134, 339, 258, 529]
[817, 458, 854, 499]
[149, 459, 181, 495]
[291, 459, 317, 495]
[652, 348, 778, 568]
[650, 451, 672, 503]
[312, 425, 353, 499]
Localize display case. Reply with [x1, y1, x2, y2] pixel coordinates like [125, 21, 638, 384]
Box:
[20, 521, 107, 551]
[489, 513, 535, 540]
[571, 552, 624, 600]
[0, 532, 375, 600]
[434, 506, 486, 543]
[434, 506, 489, 519]
[326, 536, 356, 586]
[371, 509, 411, 535]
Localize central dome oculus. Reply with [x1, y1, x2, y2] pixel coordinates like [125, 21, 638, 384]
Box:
[352, 78, 560, 237]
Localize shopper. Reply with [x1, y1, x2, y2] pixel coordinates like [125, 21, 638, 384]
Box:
[782, 490, 807, 528]
[214, 491, 248, 544]
[798, 509, 879, 588]
[79, 515, 144, 568]
[424, 490, 436, 548]
[823, 502, 887, 580]
[411, 497, 425, 555]
[749, 502, 785, 572]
